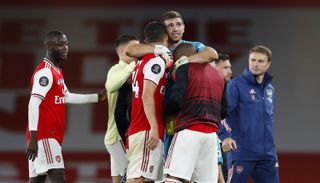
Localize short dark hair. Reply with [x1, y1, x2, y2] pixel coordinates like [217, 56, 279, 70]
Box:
[215, 53, 230, 64]
[44, 30, 65, 46]
[250, 45, 272, 61]
[115, 35, 138, 51]
[161, 11, 184, 24]
[173, 43, 196, 61]
[144, 21, 167, 44]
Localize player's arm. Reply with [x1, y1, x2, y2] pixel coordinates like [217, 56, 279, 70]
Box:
[105, 62, 135, 93]
[126, 43, 172, 63]
[220, 80, 239, 152]
[188, 46, 218, 63]
[26, 96, 42, 161]
[64, 84, 106, 104]
[167, 64, 189, 116]
[173, 46, 218, 75]
[26, 68, 53, 161]
[142, 57, 166, 150]
[142, 80, 159, 150]
[125, 43, 154, 58]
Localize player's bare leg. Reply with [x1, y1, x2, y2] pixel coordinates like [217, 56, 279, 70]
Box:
[112, 175, 121, 183]
[29, 174, 47, 183]
[218, 165, 225, 183]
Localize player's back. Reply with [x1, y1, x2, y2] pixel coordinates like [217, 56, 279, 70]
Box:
[129, 54, 166, 139]
[175, 63, 224, 131]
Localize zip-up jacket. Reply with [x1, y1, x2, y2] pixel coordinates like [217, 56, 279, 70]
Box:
[219, 68, 277, 161]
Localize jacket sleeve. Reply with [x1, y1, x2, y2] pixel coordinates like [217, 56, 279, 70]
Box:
[220, 83, 228, 120]
[105, 62, 135, 93]
[219, 79, 239, 141]
[166, 64, 189, 116]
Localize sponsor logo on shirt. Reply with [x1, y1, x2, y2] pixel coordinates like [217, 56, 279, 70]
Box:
[250, 88, 256, 100]
[160, 86, 165, 95]
[58, 78, 64, 85]
[55, 96, 66, 104]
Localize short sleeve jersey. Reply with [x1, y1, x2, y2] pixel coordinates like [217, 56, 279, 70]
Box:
[129, 54, 166, 139]
[26, 58, 67, 145]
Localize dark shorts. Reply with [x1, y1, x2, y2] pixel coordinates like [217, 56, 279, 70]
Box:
[228, 160, 279, 183]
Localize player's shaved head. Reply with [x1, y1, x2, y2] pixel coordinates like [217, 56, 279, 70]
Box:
[44, 30, 65, 46]
[173, 43, 196, 61]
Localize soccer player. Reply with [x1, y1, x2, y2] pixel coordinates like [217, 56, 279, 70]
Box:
[125, 11, 218, 159]
[126, 21, 172, 183]
[164, 43, 225, 183]
[125, 10, 217, 65]
[220, 45, 279, 183]
[25, 30, 106, 183]
[104, 35, 139, 183]
[215, 53, 233, 183]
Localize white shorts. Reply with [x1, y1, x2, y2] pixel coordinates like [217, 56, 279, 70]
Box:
[105, 138, 128, 176]
[28, 138, 64, 178]
[127, 130, 164, 181]
[164, 130, 218, 183]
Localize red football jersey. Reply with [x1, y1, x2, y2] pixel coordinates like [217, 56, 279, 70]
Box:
[128, 54, 166, 139]
[26, 58, 66, 145]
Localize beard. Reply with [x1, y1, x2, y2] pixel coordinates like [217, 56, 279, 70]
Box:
[51, 51, 67, 66]
[169, 38, 181, 44]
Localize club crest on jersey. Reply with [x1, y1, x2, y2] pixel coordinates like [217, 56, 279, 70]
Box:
[266, 88, 273, 103]
[249, 88, 256, 100]
[56, 155, 61, 162]
[39, 76, 49, 86]
[236, 165, 244, 174]
[151, 64, 161, 74]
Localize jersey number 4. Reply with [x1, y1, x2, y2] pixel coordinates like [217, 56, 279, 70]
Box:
[131, 69, 139, 98]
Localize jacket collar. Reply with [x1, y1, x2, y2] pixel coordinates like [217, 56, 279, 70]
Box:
[243, 67, 273, 86]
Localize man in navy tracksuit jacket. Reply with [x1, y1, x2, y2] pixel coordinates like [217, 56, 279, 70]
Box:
[219, 45, 279, 183]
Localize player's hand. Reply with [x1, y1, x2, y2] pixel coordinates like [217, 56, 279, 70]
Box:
[222, 137, 237, 152]
[154, 45, 173, 68]
[172, 56, 189, 75]
[98, 88, 107, 102]
[147, 128, 159, 150]
[25, 139, 38, 161]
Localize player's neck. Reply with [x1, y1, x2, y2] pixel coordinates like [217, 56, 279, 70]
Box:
[45, 54, 61, 68]
[169, 40, 182, 50]
[255, 74, 264, 84]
